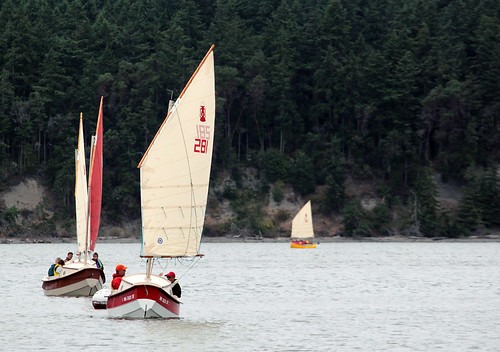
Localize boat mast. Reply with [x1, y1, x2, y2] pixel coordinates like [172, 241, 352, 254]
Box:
[146, 258, 152, 279]
[75, 141, 78, 261]
[84, 135, 96, 264]
[75, 145, 79, 261]
[167, 89, 174, 113]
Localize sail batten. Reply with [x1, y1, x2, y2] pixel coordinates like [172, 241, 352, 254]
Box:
[140, 47, 215, 258]
[141, 226, 203, 230]
[141, 184, 210, 189]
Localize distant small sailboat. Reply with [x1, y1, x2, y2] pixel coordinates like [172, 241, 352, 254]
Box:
[105, 46, 216, 318]
[42, 98, 105, 296]
[290, 200, 317, 248]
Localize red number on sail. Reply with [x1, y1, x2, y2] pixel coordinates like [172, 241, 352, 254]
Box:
[194, 125, 210, 153]
[194, 139, 208, 153]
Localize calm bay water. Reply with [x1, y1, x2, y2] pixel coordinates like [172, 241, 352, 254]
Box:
[0, 241, 499, 351]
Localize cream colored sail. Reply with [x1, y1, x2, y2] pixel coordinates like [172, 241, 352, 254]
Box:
[75, 114, 88, 253]
[291, 200, 314, 239]
[138, 46, 215, 257]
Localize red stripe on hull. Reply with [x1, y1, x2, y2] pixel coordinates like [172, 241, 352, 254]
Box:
[107, 284, 180, 316]
[42, 268, 104, 291]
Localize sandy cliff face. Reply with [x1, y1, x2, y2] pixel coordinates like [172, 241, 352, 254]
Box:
[2, 178, 46, 211]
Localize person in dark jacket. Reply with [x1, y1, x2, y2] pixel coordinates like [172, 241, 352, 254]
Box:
[92, 252, 106, 283]
[111, 264, 127, 290]
[164, 271, 181, 298]
[92, 252, 104, 269]
[48, 257, 63, 276]
[55, 258, 65, 275]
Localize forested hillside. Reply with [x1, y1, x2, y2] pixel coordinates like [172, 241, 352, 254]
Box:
[0, 0, 499, 239]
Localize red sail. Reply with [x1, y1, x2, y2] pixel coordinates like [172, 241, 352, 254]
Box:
[88, 96, 103, 251]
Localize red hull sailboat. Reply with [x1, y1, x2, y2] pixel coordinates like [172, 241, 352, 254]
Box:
[107, 47, 215, 318]
[42, 97, 105, 296]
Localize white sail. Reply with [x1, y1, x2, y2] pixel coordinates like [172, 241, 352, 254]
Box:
[291, 200, 314, 239]
[138, 46, 215, 257]
[75, 114, 88, 253]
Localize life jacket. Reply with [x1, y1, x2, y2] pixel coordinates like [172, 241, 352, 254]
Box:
[94, 259, 103, 269]
[48, 264, 56, 276]
[53, 264, 62, 275]
[111, 273, 123, 290]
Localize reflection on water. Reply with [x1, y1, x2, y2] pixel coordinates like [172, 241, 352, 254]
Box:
[1, 242, 499, 351]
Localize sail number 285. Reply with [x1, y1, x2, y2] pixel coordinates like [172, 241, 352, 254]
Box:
[194, 125, 210, 154]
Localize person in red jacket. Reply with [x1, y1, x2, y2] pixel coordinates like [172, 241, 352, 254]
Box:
[111, 264, 127, 290]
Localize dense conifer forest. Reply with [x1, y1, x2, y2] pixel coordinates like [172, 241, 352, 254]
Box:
[0, 0, 499, 238]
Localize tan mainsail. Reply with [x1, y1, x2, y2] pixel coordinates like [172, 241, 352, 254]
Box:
[291, 200, 314, 239]
[138, 46, 215, 257]
[75, 114, 88, 253]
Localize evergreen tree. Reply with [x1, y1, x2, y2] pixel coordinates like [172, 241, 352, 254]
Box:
[341, 198, 370, 236]
[288, 151, 315, 196]
[457, 180, 482, 232]
[0, 0, 498, 232]
[413, 168, 439, 237]
[476, 168, 500, 227]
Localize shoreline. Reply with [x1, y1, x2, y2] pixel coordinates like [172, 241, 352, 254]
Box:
[2, 234, 500, 244]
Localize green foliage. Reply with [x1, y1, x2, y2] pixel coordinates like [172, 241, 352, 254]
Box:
[260, 148, 288, 183]
[3, 206, 19, 224]
[288, 151, 315, 196]
[413, 168, 439, 237]
[222, 179, 237, 200]
[341, 199, 370, 236]
[271, 180, 285, 203]
[370, 203, 391, 235]
[439, 210, 467, 238]
[0, 0, 498, 234]
[457, 181, 482, 231]
[320, 136, 347, 212]
[341, 200, 391, 237]
[476, 168, 500, 227]
[322, 173, 345, 212]
[203, 220, 231, 237]
[228, 187, 269, 235]
[458, 168, 500, 230]
[274, 209, 290, 223]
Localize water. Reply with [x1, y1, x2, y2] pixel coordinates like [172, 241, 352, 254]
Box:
[1, 241, 499, 351]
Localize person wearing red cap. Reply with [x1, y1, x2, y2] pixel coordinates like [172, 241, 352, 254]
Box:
[162, 271, 181, 298]
[111, 264, 127, 290]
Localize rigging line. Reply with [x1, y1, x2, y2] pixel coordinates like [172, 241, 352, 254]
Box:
[158, 258, 172, 271]
[177, 256, 203, 281]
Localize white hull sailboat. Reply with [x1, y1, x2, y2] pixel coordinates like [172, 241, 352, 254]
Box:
[107, 46, 216, 318]
[290, 200, 317, 248]
[42, 98, 105, 295]
[107, 274, 181, 318]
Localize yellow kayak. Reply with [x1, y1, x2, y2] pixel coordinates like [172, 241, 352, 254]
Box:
[290, 242, 317, 249]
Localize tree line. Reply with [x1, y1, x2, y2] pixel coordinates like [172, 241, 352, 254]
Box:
[0, 0, 498, 237]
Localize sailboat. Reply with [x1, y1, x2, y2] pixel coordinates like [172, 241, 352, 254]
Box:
[290, 200, 317, 248]
[42, 97, 105, 296]
[106, 46, 216, 318]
